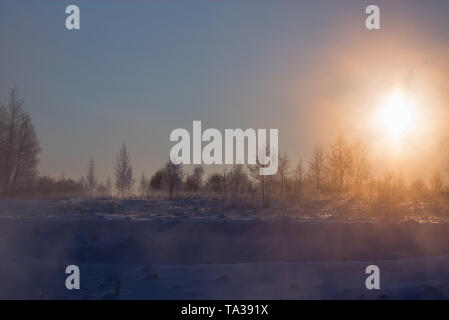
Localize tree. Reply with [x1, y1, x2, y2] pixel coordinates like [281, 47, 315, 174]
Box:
[105, 176, 112, 197]
[327, 134, 353, 197]
[94, 176, 113, 198]
[249, 164, 274, 208]
[277, 152, 289, 199]
[379, 171, 405, 216]
[352, 142, 370, 197]
[150, 169, 164, 191]
[0, 88, 40, 194]
[184, 174, 198, 192]
[249, 146, 275, 208]
[206, 173, 223, 194]
[221, 168, 228, 209]
[114, 143, 134, 197]
[430, 171, 444, 200]
[86, 157, 97, 196]
[32, 175, 85, 196]
[228, 165, 248, 201]
[192, 165, 204, 189]
[294, 158, 305, 201]
[411, 179, 427, 204]
[184, 165, 204, 192]
[96, 182, 108, 197]
[308, 144, 325, 196]
[139, 173, 150, 198]
[162, 160, 183, 200]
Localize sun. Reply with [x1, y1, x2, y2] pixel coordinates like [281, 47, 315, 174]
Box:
[381, 92, 413, 139]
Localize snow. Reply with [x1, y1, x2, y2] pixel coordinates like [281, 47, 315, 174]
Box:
[0, 197, 449, 299]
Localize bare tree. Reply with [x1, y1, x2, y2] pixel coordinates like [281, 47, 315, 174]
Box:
[86, 157, 97, 196]
[294, 158, 305, 201]
[411, 179, 428, 204]
[96, 182, 108, 197]
[205, 172, 223, 194]
[0, 88, 40, 194]
[163, 160, 183, 200]
[327, 134, 353, 197]
[430, 171, 444, 200]
[378, 171, 405, 217]
[185, 165, 204, 192]
[308, 144, 325, 196]
[249, 146, 275, 209]
[221, 168, 228, 210]
[150, 169, 164, 191]
[114, 143, 134, 198]
[193, 165, 204, 189]
[352, 142, 370, 197]
[277, 152, 289, 199]
[252, 169, 274, 208]
[139, 173, 150, 198]
[105, 176, 112, 197]
[228, 165, 248, 202]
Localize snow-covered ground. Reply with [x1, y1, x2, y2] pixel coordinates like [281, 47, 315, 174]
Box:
[0, 197, 449, 299]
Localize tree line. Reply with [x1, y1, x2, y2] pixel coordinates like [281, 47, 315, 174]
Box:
[1, 89, 447, 206]
[84, 132, 446, 210]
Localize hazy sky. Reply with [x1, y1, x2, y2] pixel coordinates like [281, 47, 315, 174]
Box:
[1, 0, 449, 181]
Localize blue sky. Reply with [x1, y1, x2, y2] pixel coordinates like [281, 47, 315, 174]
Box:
[1, 0, 449, 181]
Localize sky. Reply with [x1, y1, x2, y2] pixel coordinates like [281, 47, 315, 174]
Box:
[1, 0, 449, 182]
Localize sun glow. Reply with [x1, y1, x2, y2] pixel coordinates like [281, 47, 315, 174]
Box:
[381, 92, 413, 139]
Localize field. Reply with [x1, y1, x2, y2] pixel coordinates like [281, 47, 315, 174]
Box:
[1, 197, 449, 299]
